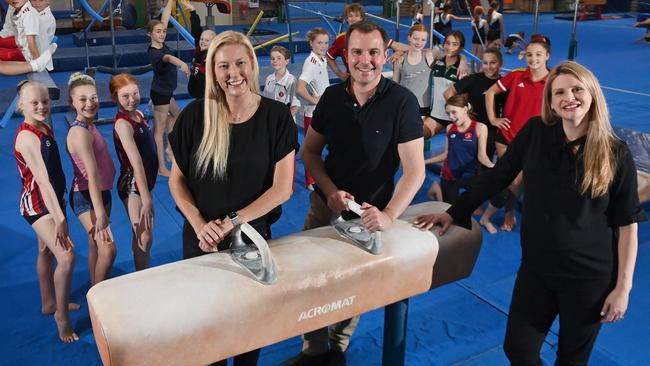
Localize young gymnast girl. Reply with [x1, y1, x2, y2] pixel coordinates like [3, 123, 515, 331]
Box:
[423, 30, 468, 138]
[66, 73, 117, 285]
[182, 0, 216, 99]
[486, 0, 505, 49]
[394, 24, 434, 117]
[148, 0, 190, 176]
[470, 6, 488, 72]
[297, 27, 329, 190]
[395, 27, 469, 121]
[425, 94, 493, 204]
[480, 37, 551, 233]
[110, 73, 158, 271]
[14, 81, 78, 343]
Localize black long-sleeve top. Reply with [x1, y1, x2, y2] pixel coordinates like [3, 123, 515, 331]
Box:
[447, 117, 646, 278]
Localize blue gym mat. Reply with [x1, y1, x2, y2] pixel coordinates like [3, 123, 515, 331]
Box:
[0, 12, 648, 366]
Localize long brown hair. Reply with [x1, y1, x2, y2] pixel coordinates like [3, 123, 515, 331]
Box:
[541, 61, 617, 198]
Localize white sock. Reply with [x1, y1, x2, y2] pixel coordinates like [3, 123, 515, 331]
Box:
[32, 50, 52, 72]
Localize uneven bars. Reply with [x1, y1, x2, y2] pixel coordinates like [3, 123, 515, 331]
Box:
[253, 32, 299, 51]
[247, 10, 265, 37]
[286, 3, 339, 35]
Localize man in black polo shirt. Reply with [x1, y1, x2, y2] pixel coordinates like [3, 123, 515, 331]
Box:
[282, 21, 425, 366]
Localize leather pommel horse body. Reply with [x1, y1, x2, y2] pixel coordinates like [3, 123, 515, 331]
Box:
[87, 202, 481, 365]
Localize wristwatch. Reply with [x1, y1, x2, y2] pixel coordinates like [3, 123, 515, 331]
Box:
[228, 211, 241, 227]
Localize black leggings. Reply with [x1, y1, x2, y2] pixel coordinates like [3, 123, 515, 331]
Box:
[504, 268, 614, 366]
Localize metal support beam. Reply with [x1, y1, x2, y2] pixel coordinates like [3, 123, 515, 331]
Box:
[382, 299, 409, 366]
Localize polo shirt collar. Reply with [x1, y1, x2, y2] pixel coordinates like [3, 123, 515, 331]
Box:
[345, 76, 390, 102]
[274, 71, 291, 87]
[549, 119, 587, 156]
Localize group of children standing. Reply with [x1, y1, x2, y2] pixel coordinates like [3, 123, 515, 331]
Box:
[14, 72, 158, 343]
[388, 2, 551, 235]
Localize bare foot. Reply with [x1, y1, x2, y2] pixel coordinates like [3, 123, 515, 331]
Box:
[54, 312, 79, 343]
[158, 168, 170, 177]
[42, 302, 81, 315]
[501, 211, 517, 232]
[473, 207, 484, 216]
[480, 217, 497, 234]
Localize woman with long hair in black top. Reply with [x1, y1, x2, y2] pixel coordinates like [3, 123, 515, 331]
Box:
[168, 30, 298, 366]
[414, 61, 645, 365]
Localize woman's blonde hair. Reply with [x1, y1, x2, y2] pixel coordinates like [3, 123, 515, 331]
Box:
[541, 61, 617, 198]
[197, 30, 260, 179]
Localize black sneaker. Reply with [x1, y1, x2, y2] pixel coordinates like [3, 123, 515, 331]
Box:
[281, 352, 329, 366]
[326, 350, 347, 366]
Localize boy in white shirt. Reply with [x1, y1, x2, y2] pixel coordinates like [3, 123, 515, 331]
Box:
[31, 0, 56, 70]
[263, 45, 300, 118]
[0, 0, 55, 74]
[0, 0, 40, 61]
[297, 27, 330, 189]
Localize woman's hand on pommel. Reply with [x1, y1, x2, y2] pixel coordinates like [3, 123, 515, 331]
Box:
[413, 212, 453, 235]
[196, 219, 227, 252]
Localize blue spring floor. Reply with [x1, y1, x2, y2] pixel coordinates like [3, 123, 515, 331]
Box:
[0, 12, 649, 366]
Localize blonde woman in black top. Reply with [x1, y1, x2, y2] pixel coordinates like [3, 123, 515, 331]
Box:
[168, 31, 298, 365]
[415, 61, 645, 365]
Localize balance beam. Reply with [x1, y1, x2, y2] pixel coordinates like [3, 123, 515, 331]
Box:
[87, 201, 481, 365]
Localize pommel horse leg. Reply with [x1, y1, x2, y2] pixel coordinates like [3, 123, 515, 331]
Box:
[381, 201, 483, 365]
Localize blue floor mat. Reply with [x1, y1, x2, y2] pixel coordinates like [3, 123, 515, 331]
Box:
[1, 11, 649, 366]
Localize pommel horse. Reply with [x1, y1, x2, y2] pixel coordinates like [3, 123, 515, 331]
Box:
[87, 201, 482, 365]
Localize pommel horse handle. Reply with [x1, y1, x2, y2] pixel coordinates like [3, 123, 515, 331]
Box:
[330, 199, 383, 255]
[230, 222, 278, 284]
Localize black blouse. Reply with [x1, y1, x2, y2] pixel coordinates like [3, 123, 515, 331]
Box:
[168, 97, 299, 225]
[447, 117, 646, 278]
